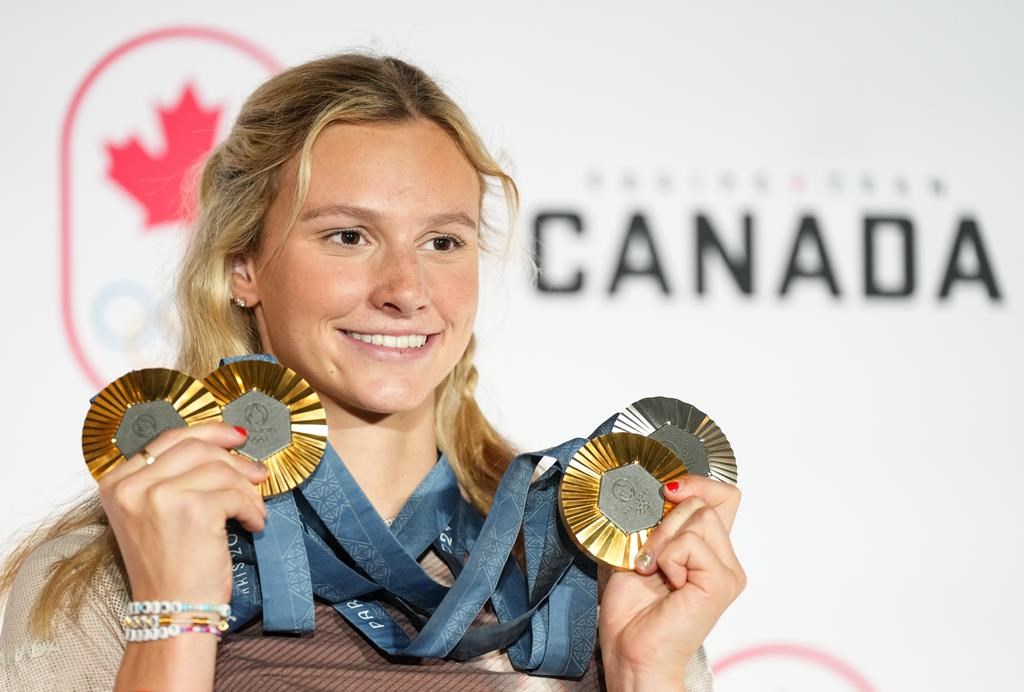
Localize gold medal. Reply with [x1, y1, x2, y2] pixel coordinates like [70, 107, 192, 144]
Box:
[560, 398, 738, 570]
[82, 368, 221, 481]
[558, 432, 686, 570]
[202, 360, 327, 497]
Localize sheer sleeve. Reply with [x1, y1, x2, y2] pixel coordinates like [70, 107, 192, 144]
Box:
[685, 645, 714, 691]
[0, 526, 127, 691]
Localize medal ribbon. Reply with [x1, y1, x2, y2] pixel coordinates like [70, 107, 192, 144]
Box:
[224, 354, 612, 676]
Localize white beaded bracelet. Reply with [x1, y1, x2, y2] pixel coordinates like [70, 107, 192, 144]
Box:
[124, 625, 182, 642]
[127, 600, 231, 618]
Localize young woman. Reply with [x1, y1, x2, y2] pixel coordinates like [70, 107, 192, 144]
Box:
[0, 54, 744, 691]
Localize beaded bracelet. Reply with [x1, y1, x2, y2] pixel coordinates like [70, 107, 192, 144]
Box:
[123, 614, 231, 631]
[127, 600, 232, 618]
[123, 601, 232, 643]
[123, 624, 223, 642]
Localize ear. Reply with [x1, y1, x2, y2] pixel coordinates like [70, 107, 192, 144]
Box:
[229, 254, 261, 308]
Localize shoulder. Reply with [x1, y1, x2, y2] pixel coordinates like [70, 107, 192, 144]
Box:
[6, 524, 126, 616]
[15, 524, 105, 573]
[1, 524, 126, 691]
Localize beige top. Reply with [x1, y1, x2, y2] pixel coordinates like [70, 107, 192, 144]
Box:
[0, 526, 714, 691]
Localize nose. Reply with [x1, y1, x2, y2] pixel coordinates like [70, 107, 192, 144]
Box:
[369, 246, 429, 315]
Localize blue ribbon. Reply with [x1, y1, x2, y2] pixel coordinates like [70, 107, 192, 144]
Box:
[224, 354, 614, 677]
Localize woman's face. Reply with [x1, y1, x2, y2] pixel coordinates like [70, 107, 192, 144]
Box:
[234, 119, 481, 418]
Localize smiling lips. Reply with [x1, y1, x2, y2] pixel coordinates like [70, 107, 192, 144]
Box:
[343, 330, 429, 349]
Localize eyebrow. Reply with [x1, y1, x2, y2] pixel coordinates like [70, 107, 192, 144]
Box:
[298, 203, 477, 230]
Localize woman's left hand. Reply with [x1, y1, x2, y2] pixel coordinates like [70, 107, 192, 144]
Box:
[598, 475, 746, 691]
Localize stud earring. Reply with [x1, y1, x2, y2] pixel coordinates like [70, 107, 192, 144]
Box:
[230, 294, 247, 309]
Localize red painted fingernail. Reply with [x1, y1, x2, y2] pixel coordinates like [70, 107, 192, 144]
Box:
[665, 480, 680, 493]
[234, 426, 248, 437]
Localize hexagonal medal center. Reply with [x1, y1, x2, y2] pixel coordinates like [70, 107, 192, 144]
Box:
[223, 390, 292, 461]
[650, 426, 710, 477]
[598, 462, 664, 534]
[115, 401, 186, 459]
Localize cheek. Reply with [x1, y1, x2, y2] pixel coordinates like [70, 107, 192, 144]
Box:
[268, 248, 357, 306]
[435, 265, 479, 327]
[259, 252, 363, 342]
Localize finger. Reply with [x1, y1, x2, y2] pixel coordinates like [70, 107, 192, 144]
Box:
[158, 461, 266, 508]
[106, 422, 250, 482]
[656, 530, 732, 593]
[662, 475, 741, 530]
[209, 488, 267, 533]
[669, 504, 742, 575]
[183, 487, 267, 534]
[635, 496, 707, 574]
[140, 436, 268, 485]
[151, 464, 266, 524]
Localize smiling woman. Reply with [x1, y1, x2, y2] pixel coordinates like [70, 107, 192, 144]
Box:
[230, 119, 486, 517]
[0, 53, 739, 691]
[242, 121, 481, 419]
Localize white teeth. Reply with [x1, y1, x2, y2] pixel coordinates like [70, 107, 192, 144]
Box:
[345, 331, 428, 349]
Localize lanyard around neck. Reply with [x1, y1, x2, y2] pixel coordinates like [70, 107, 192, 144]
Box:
[224, 355, 612, 677]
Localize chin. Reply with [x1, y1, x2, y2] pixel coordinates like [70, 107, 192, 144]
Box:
[346, 382, 434, 417]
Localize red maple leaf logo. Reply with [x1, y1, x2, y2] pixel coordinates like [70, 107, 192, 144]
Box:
[106, 84, 222, 229]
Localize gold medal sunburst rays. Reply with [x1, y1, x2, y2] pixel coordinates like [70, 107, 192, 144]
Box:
[202, 360, 327, 498]
[82, 368, 221, 481]
[612, 397, 738, 485]
[559, 432, 687, 570]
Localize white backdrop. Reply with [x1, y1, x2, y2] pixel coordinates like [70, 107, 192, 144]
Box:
[2, 2, 1021, 690]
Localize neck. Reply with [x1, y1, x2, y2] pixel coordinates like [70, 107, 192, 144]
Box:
[322, 394, 439, 522]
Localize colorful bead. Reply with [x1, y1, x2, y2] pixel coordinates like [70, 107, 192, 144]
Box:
[127, 600, 231, 619]
[123, 623, 221, 642]
[123, 600, 231, 643]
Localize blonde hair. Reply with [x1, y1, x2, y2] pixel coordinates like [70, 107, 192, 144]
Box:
[0, 53, 518, 638]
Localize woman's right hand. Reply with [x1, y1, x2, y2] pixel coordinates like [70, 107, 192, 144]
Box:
[97, 422, 268, 605]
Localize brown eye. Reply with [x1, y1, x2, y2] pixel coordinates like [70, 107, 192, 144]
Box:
[423, 235, 464, 252]
[327, 229, 365, 246]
